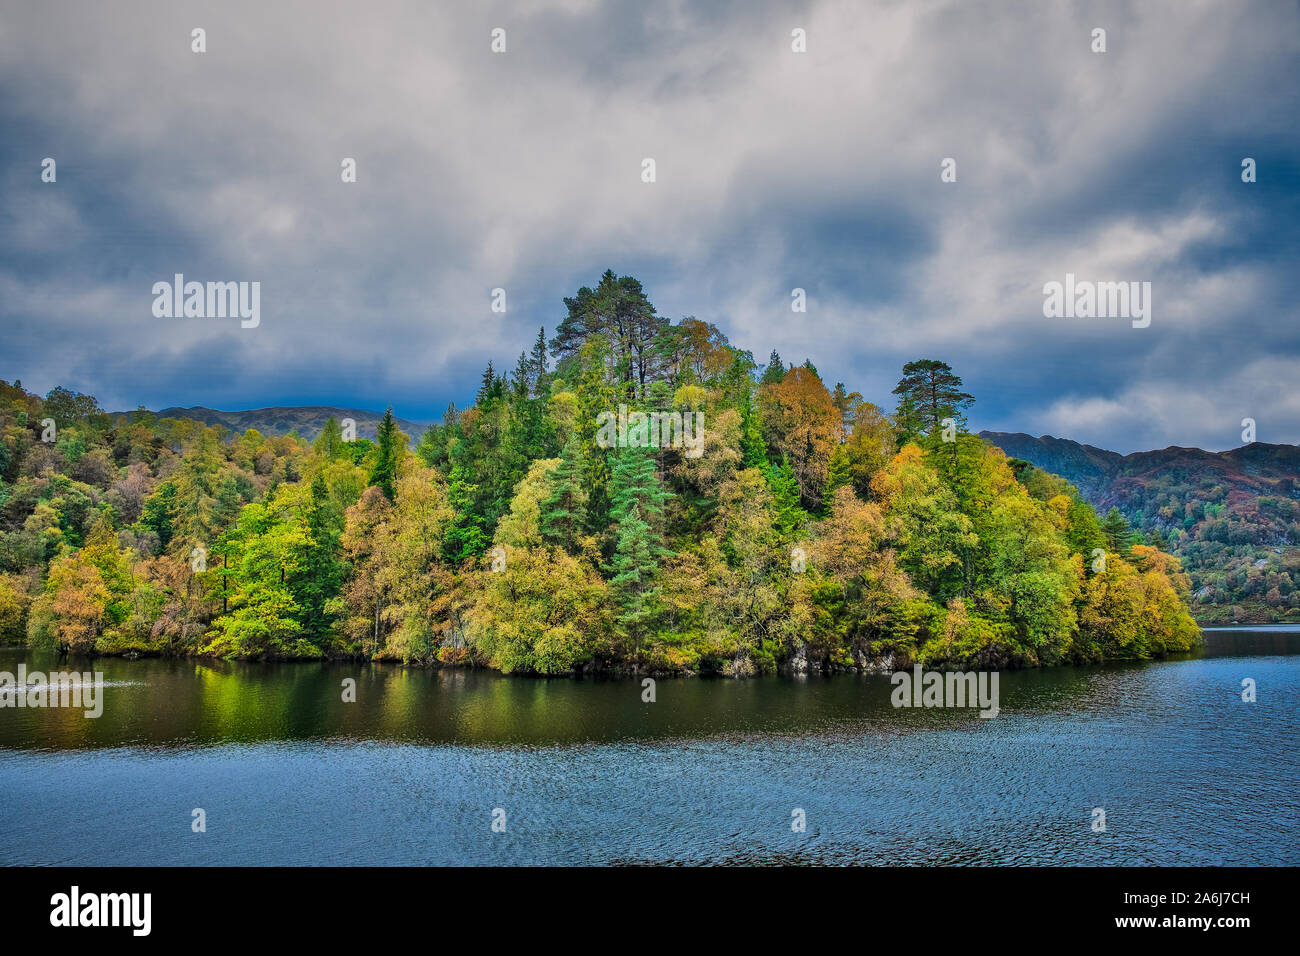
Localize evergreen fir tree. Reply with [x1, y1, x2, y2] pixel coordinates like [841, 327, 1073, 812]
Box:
[605, 447, 674, 657]
[529, 327, 549, 397]
[475, 361, 507, 407]
[293, 473, 343, 641]
[476, 361, 497, 405]
[575, 336, 617, 534]
[509, 352, 531, 400]
[760, 349, 786, 386]
[443, 461, 488, 563]
[368, 407, 400, 501]
[609, 500, 661, 658]
[767, 456, 807, 540]
[1101, 506, 1139, 557]
[140, 481, 177, 550]
[540, 438, 587, 550]
[609, 446, 672, 531]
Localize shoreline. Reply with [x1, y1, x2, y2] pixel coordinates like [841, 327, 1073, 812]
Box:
[8, 626, 1299, 676]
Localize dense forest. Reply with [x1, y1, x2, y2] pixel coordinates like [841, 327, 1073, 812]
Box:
[984, 432, 1300, 625]
[0, 271, 1200, 675]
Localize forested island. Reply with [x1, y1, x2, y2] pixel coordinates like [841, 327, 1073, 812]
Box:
[0, 271, 1200, 675]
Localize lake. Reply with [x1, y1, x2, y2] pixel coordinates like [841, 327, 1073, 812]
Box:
[1, 628, 1297, 866]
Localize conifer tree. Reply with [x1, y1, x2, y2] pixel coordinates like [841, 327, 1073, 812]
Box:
[81, 512, 133, 616]
[540, 438, 587, 550]
[609, 500, 661, 657]
[293, 473, 343, 641]
[443, 461, 488, 563]
[603, 447, 676, 658]
[609, 447, 672, 531]
[529, 327, 549, 397]
[170, 430, 222, 542]
[891, 359, 974, 444]
[823, 445, 853, 511]
[1101, 506, 1139, 557]
[368, 407, 400, 501]
[139, 481, 177, 550]
[760, 349, 786, 386]
[607, 447, 673, 655]
[476, 361, 498, 405]
[766, 456, 807, 541]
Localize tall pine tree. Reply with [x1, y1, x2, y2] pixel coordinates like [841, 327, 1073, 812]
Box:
[891, 359, 974, 444]
[540, 437, 587, 550]
[368, 407, 400, 501]
[292, 473, 343, 642]
[609, 500, 661, 658]
[766, 456, 807, 541]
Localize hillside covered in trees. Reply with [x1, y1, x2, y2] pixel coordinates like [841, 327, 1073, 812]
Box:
[0, 272, 1200, 675]
[982, 432, 1300, 625]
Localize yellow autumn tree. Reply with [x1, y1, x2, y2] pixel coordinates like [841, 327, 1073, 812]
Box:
[758, 366, 841, 506]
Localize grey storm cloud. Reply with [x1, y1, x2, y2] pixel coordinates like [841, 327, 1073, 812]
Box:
[1, 0, 1296, 453]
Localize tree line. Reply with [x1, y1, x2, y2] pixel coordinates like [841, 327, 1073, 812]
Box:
[0, 270, 1200, 674]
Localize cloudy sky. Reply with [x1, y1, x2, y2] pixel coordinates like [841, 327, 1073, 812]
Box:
[2, 0, 1297, 453]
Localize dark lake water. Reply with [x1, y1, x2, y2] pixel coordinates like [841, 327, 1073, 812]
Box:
[1, 629, 1297, 865]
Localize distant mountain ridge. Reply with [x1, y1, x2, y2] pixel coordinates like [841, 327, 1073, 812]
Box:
[980, 431, 1300, 624]
[114, 405, 427, 443]
[979, 432, 1300, 511]
[976, 432, 1123, 501]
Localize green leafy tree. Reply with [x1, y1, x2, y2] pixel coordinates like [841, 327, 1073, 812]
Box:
[138, 481, 177, 550]
[207, 502, 313, 658]
[169, 430, 223, 543]
[609, 500, 662, 658]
